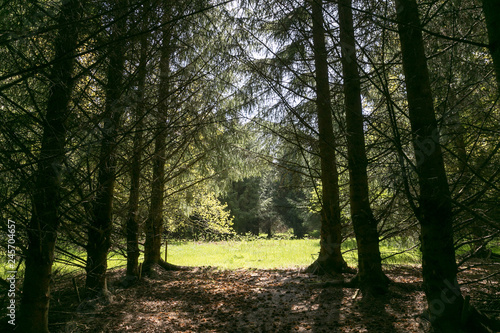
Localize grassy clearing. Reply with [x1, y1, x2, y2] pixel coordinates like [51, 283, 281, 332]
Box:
[164, 238, 422, 270]
[166, 239, 320, 270]
[1, 238, 423, 280]
[156, 238, 420, 270]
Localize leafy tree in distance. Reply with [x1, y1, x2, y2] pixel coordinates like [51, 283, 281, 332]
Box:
[225, 177, 262, 235]
[272, 170, 309, 239]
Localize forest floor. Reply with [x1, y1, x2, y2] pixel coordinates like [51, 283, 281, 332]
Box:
[42, 262, 500, 332]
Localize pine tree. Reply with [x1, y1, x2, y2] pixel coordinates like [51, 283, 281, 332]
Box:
[306, 0, 347, 275]
[395, 0, 494, 330]
[85, 0, 129, 297]
[19, 1, 82, 332]
[143, 0, 173, 274]
[338, 0, 388, 293]
[126, 30, 149, 278]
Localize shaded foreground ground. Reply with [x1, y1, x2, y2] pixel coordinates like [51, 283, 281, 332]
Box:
[44, 264, 499, 332]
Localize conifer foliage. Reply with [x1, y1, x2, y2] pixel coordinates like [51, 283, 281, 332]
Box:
[1, 0, 499, 331]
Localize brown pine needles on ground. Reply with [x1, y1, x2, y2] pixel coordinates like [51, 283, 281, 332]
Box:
[36, 263, 500, 332]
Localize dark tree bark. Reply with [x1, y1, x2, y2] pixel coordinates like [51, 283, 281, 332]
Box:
[338, 0, 388, 293]
[143, 124, 168, 274]
[395, 0, 492, 331]
[482, 0, 500, 93]
[306, 0, 347, 275]
[143, 9, 172, 275]
[86, 1, 127, 296]
[19, 1, 81, 332]
[126, 33, 148, 278]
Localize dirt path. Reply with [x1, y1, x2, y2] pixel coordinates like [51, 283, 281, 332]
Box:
[50, 266, 437, 332]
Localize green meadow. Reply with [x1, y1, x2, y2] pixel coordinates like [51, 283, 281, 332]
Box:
[165, 238, 323, 269]
[105, 237, 422, 271]
[2, 237, 424, 280]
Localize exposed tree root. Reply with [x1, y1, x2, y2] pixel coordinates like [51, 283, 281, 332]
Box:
[157, 259, 189, 271]
[118, 260, 189, 287]
[304, 258, 355, 276]
[141, 259, 190, 278]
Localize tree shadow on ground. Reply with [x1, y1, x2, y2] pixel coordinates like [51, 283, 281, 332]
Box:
[48, 266, 429, 332]
[54, 270, 330, 332]
[343, 291, 398, 333]
[54, 268, 346, 332]
[340, 266, 427, 333]
[312, 286, 343, 332]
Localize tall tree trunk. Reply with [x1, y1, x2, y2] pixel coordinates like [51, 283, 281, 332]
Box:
[482, 0, 500, 94]
[306, 0, 347, 275]
[394, 0, 491, 331]
[143, 9, 172, 274]
[338, 0, 388, 293]
[126, 33, 148, 278]
[446, 99, 484, 256]
[143, 125, 168, 274]
[19, 2, 80, 332]
[86, 1, 127, 296]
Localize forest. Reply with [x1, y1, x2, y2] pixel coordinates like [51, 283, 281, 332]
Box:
[0, 0, 500, 332]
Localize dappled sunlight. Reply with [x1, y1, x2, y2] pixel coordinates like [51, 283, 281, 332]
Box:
[50, 267, 437, 332]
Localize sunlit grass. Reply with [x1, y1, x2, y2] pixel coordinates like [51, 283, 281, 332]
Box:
[162, 237, 421, 270]
[165, 239, 321, 270]
[1, 237, 424, 280]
